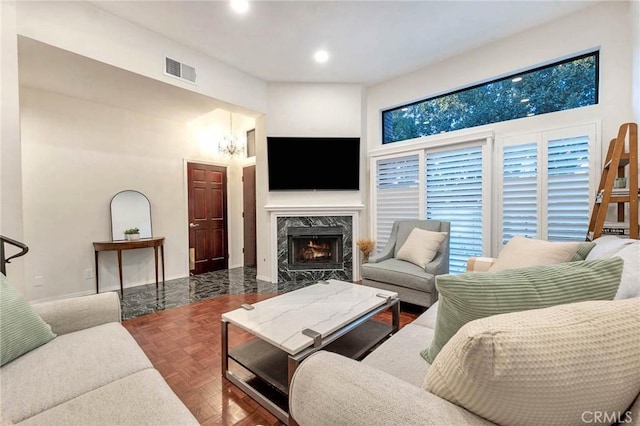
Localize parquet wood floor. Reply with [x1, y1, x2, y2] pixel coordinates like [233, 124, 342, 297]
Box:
[123, 293, 421, 425]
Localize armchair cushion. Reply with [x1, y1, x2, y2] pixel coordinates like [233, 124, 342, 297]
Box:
[1, 274, 56, 367]
[361, 258, 436, 293]
[424, 298, 640, 426]
[489, 235, 580, 271]
[396, 228, 447, 269]
[422, 257, 624, 363]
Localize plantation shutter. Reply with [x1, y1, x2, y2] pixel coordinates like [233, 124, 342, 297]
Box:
[502, 143, 538, 244]
[425, 146, 483, 273]
[500, 126, 593, 247]
[547, 136, 591, 241]
[374, 154, 420, 252]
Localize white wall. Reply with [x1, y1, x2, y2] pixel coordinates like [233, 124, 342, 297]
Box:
[367, 1, 633, 158]
[20, 86, 254, 301]
[15, 1, 267, 115]
[255, 83, 364, 281]
[0, 1, 26, 292]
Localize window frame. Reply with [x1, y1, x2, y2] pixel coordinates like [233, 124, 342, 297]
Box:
[369, 130, 494, 272]
[381, 51, 600, 144]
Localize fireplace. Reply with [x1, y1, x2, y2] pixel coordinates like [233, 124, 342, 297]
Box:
[274, 214, 355, 283]
[288, 227, 343, 270]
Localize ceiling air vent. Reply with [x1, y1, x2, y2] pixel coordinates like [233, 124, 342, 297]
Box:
[164, 57, 197, 84]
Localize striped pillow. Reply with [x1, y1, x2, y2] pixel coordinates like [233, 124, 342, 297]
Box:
[571, 241, 596, 261]
[421, 257, 624, 363]
[1, 274, 56, 366]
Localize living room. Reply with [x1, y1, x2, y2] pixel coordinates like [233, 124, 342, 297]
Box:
[2, 0, 638, 299]
[1, 1, 639, 425]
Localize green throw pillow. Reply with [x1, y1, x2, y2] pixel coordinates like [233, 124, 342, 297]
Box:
[422, 257, 623, 364]
[1, 273, 56, 366]
[571, 242, 596, 261]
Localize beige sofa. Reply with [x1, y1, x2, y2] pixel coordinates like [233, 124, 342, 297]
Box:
[0, 292, 198, 425]
[289, 236, 640, 425]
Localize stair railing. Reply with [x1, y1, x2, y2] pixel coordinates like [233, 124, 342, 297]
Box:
[1, 235, 29, 276]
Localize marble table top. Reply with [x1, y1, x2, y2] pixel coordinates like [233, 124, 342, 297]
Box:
[222, 280, 398, 355]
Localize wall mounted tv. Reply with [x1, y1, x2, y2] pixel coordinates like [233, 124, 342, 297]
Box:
[267, 136, 360, 191]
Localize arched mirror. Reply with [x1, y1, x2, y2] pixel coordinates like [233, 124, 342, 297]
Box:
[110, 190, 152, 241]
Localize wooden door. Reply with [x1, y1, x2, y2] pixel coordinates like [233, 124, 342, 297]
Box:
[188, 162, 228, 274]
[243, 165, 257, 267]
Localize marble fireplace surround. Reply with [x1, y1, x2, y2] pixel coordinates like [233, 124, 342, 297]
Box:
[266, 205, 364, 284]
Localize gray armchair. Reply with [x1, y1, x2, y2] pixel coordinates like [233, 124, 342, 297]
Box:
[361, 220, 450, 308]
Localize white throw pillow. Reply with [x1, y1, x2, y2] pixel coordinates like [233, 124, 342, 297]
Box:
[489, 235, 580, 271]
[586, 235, 637, 260]
[424, 298, 640, 426]
[613, 242, 640, 299]
[395, 228, 447, 269]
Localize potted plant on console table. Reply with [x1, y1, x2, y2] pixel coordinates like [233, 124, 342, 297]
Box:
[124, 228, 140, 241]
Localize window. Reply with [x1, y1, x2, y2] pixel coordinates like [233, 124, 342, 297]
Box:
[372, 136, 491, 274]
[426, 146, 485, 273]
[383, 52, 599, 143]
[500, 125, 595, 247]
[374, 154, 420, 251]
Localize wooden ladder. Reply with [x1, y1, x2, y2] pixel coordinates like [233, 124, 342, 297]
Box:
[586, 122, 638, 240]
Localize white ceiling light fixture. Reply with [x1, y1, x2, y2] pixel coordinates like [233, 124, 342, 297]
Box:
[230, 0, 249, 14]
[313, 50, 330, 64]
[219, 111, 245, 157]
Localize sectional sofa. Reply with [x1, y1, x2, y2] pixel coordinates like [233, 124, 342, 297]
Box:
[289, 236, 640, 425]
[0, 289, 198, 425]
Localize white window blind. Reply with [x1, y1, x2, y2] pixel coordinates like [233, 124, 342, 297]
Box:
[500, 126, 593, 246]
[426, 146, 484, 273]
[374, 154, 420, 252]
[502, 143, 538, 244]
[547, 136, 591, 241]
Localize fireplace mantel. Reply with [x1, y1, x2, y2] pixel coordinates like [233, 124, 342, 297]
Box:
[265, 204, 365, 213]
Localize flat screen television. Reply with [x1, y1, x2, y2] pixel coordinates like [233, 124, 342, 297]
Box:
[267, 136, 360, 191]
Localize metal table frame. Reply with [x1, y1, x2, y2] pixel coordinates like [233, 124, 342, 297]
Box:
[221, 295, 400, 425]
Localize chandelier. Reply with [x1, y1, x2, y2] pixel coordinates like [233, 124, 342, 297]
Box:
[219, 111, 245, 157]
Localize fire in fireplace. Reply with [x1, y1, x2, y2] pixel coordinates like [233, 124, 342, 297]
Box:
[287, 226, 343, 270]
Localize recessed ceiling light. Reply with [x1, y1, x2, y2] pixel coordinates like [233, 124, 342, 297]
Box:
[230, 0, 249, 14]
[314, 50, 330, 64]
[512, 77, 523, 83]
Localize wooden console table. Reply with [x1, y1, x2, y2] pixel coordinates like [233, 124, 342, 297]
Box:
[93, 237, 165, 295]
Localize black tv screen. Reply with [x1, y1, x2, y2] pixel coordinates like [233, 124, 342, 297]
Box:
[267, 136, 360, 191]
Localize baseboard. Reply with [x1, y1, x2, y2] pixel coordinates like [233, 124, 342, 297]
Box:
[30, 289, 95, 304]
[256, 274, 273, 283]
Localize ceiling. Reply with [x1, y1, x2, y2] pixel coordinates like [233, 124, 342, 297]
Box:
[91, 0, 600, 85]
[17, 1, 601, 121]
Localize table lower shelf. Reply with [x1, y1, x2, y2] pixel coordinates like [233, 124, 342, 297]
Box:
[228, 318, 393, 397]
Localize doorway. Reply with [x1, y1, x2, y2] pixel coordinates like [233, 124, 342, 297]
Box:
[187, 162, 228, 274]
[243, 165, 257, 267]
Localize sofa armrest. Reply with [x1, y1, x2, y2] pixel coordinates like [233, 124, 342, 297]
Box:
[425, 251, 448, 275]
[31, 292, 121, 335]
[368, 246, 394, 263]
[466, 256, 496, 272]
[289, 351, 493, 426]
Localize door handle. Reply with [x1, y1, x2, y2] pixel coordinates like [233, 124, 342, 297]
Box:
[189, 223, 200, 228]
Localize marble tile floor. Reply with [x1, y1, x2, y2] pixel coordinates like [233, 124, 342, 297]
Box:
[120, 267, 315, 320]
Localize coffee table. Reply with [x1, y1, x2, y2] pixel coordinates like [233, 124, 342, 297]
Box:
[221, 279, 399, 424]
